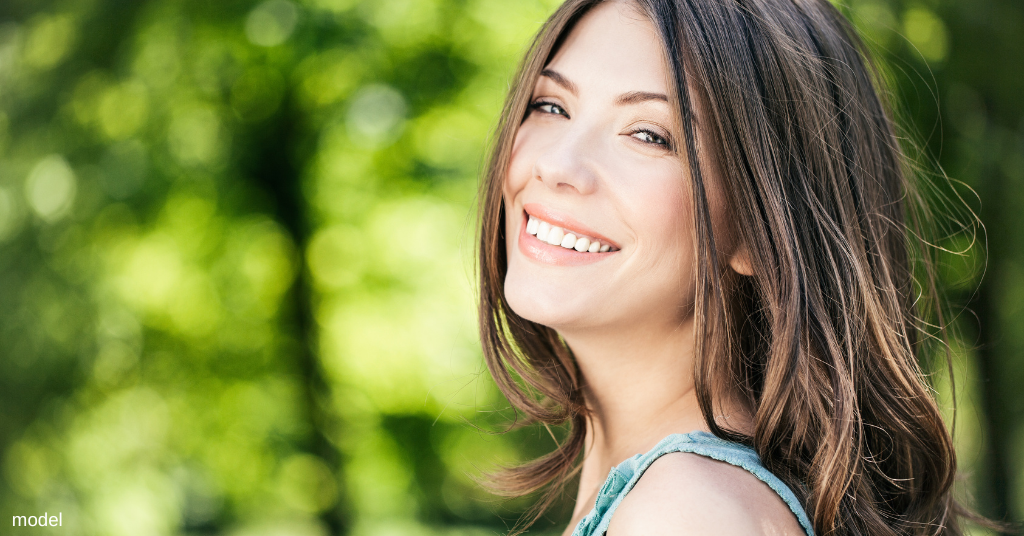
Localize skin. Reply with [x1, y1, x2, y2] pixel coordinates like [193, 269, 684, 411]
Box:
[501, 2, 803, 535]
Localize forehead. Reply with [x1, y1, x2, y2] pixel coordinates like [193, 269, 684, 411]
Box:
[544, 2, 669, 95]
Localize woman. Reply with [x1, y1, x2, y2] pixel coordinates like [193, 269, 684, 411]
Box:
[477, 0, 978, 535]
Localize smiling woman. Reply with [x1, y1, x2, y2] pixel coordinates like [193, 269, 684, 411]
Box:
[476, 0, 988, 535]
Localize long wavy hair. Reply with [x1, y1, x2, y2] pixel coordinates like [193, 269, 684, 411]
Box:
[477, 0, 979, 534]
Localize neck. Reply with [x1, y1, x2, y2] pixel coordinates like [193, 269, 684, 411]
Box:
[560, 316, 709, 522]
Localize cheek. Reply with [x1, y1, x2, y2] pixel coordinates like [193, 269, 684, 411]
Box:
[653, 192, 694, 280]
[504, 128, 536, 200]
[624, 164, 696, 296]
[626, 163, 692, 251]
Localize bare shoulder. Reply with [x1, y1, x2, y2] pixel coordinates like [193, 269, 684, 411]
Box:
[606, 452, 806, 536]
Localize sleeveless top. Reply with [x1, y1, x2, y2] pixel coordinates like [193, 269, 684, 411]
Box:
[569, 431, 815, 536]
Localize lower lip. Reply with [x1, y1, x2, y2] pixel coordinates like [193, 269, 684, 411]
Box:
[516, 213, 617, 266]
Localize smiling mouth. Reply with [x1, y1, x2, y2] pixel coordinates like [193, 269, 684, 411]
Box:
[525, 214, 618, 253]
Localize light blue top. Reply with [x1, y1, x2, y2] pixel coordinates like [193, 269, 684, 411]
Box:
[569, 431, 815, 536]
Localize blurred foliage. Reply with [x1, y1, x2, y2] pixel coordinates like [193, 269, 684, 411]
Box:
[0, 0, 1020, 535]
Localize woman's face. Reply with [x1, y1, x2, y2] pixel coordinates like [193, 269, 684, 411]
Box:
[502, 1, 735, 335]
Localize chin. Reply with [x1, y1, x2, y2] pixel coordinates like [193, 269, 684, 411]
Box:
[503, 269, 590, 330]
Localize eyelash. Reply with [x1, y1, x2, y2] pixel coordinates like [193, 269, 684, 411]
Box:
[528, 99, 674, 151]
[529, 100, 568, 118]
[630, 128, 672, 150]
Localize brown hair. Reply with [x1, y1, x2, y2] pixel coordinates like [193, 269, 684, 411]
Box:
[477, 0, 979, 534]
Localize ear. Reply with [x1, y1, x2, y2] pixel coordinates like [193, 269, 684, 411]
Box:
[727, 242, 754, 276]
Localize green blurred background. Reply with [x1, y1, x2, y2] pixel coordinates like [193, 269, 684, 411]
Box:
[0, 0, 1020, 534]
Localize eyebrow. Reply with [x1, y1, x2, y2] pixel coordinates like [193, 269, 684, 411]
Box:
[615, 91, 669, 105]
[540, 69, 578, 96]
[539, 68, 669, 106]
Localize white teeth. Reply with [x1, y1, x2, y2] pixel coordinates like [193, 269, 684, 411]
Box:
[560, 233, 577, 248]
[536, 221, 551, 241]
[546, 226, 564, 246]
[525, 213, 614, 253]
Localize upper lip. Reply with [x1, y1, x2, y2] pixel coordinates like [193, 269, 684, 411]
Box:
[522, 202, 619, 249]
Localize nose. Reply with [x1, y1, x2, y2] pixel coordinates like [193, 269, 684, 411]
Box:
[532, 121, 601, 195]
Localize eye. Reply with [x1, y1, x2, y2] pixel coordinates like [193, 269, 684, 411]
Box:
[529, 100, 569, 118]
[630, 128, 672, 150]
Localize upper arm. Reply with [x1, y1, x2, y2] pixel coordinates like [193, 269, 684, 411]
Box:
[606, 452, 806, 536]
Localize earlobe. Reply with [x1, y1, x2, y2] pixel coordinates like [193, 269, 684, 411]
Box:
[728, 244, 754, 276]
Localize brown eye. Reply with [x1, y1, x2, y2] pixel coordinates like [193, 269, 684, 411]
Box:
[529, 100, 569, 118]
[631, 128, 672, 149]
